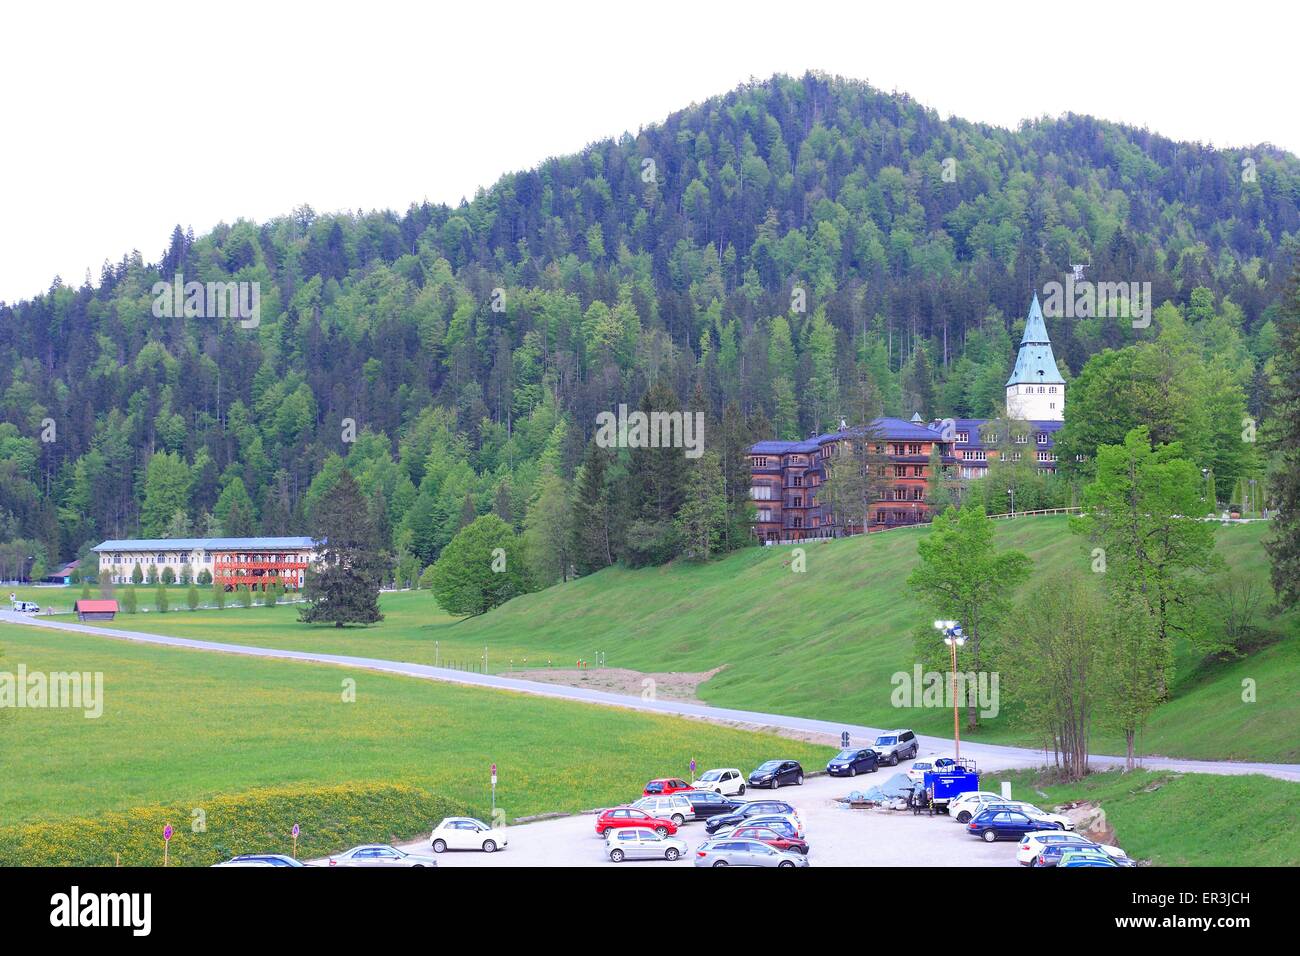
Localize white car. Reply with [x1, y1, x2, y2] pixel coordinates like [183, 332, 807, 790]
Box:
[327, 844, 439, 867]
[948, 791, 1010, 821]
[1017, 830, 1127, 866]
[430, 817, 507, 853]
[906, 761, 936, 783]
[693, 768, 746, 796]
[964, 796, 1074, 830]
[10, 600, 39, 613]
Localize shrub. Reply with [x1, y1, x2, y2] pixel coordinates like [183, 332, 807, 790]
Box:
[0, 783, 471, 867]
[155, 583, 169, 613]
[162, 567, 176, 585]
[212, 585, 226, 610]
[238, 586, 253, 608]
[186, 584, 199, 611]
[197, 569, 212, 586]
[121, 585, 138, 614]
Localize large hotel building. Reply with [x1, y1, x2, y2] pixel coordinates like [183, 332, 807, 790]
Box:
[94, 536, 315, 590]
[749, 296, 1065, 543]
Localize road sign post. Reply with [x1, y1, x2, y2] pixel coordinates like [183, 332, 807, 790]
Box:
[292, 822, 300, 859]
[490, 763, 497, 817]
[163, 824, 173, 867]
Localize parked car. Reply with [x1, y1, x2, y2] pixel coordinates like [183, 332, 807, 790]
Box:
[10, 600, 39, 613]
[965, 798, 1073, 830]
[1057, 848, 1124, 867]
[1016, 830, 1099, 865]
[826, 748, 878, 777]
[871, 730, 918, 765]
[212, 853, 306, 867]
[594, 806, 678, 837]
[906, 760, 935, 782]
[693, 838, 809, 867]
[728, 824, 809, 855]
[705, 801, 803, 836]
[967, 808, 1061, 842]
[327, 844, 438, 867]
[1031, 841, 1136, 868]
[681, 789, 744, 820]
[949, 791, 1012, 822]
[605, 827, 687, 862]
[748, 760, 803, 789]
[712, 816, 803, 842]
[693, 768, 746, 796]
[643, 778, 692, 796]
[430, 817, 507, 853]
[632, 793, 695, 826]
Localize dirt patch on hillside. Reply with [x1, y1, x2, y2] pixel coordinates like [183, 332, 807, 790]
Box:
[512, 666, 840, 748]
[517, 666, 726, 701]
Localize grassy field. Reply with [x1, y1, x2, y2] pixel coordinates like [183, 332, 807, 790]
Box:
[994, 768, 1300, 866]
[0, 622, 834, 829]
[53, 517, 1298, 762]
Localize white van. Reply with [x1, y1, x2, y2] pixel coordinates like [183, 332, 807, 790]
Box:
[11, 600, 40, 613]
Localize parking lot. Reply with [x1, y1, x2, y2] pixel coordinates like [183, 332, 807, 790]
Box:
[377, 772, 1021, 867]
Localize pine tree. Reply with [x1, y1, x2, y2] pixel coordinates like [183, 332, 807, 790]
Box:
[299, 469, 387, 626]
[122, 584, 138, 614]
[570, 441, 615, 575]
[675, 451, 727, 559]
[624, 382, 689, 566]
[154, 582, 168, 613]
[186, 583, 199, 611]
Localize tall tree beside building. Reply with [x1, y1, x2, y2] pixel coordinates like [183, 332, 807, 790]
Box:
[299, 469, 387, 627]
[675, 451, 727, 559]
[717, 402, 755, 552]
[624, 382, 690, 566]
[908, 503, 1031, 729]
[570, 441, 616, 575]
[1265, 264, 1300, 609]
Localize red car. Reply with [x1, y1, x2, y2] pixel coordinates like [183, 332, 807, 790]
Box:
[730, 824, 810, 855]
[643, 778, 691, 796]
[594, 807, 679, 837]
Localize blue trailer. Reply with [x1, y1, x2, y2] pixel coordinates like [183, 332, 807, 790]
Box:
[922, 760, 979, 810]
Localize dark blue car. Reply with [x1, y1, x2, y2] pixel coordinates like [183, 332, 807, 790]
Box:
[826, 748, 879, 777]
[967, 808, 1061, 843]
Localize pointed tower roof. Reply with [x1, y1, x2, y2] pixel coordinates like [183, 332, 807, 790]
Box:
[1020, 293, 1050, 345]
[1007, 294, 1064, 386]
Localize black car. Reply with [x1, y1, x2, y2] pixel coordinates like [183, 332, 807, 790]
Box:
[682, 790, 744, 821]
[705, 800, 798, 834]
[748, 760, 803, 790]
[825, 748, 878, 777]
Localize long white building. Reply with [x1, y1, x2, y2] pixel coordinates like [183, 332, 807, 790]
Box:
[93, 537, 315, 590]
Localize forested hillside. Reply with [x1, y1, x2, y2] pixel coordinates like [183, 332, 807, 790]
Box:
[2, 72, 1297, 580]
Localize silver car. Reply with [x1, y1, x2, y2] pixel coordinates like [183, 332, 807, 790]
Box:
[606, 827, 688, 862]
[693, 838, 809, 867]
[632, 793, 694, 826]
[327, 844, 438, 867]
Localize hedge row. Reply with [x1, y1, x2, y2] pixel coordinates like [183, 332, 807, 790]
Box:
[0, 782, 472, 866]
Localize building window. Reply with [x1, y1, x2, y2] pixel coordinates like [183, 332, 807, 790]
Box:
[911, 466, 922, 477]
[1049, 386, 1057, 393]
[956, 431, 968, 443]
[751, 485, 773, 500]
[1014, 433, 1027, 443]
[791, 516, 803, 529]
[1037, 433, 1048, 444]
[753, 456, 768, 468]
[791, 475, 804, 487]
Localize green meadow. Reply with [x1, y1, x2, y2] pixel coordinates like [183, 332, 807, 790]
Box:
[0, 622, 833, 828]
[59, 517, 1299, 762]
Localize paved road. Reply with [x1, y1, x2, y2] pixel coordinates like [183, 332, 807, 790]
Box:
[306, 773, 1018, 868]
[4, 610, 1297, 782]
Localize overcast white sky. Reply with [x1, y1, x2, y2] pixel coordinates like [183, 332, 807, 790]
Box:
[1, 0, 1294, 304]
